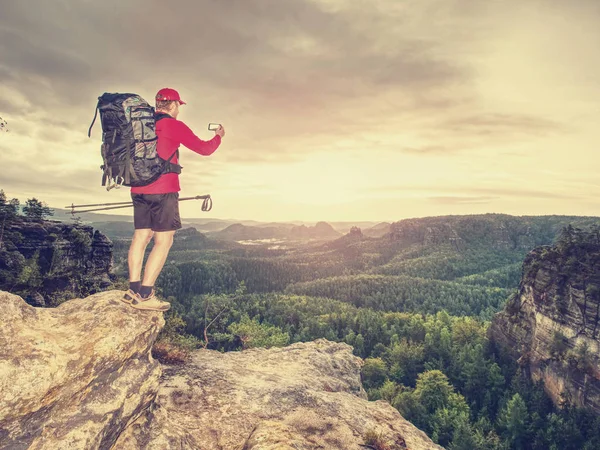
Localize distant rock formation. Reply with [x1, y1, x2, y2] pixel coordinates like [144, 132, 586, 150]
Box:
[0, 290, 441, 450]
[213, 223, 288, 241]
[289, 221, 342, 240]
[324, 226, 366, 251]
[490, 226, 600, 413]
[0, 220, 112, 306]
[363, 222, 391, 238]
[386, 214, 573, 251]
[214, 221, 341, 242]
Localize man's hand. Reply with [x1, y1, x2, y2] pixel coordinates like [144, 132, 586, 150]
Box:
[215, 125, 225, 138]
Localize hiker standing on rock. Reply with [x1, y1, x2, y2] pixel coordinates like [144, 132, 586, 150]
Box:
[123, 88, 224, 311]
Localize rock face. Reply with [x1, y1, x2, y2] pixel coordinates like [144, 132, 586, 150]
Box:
[1, 289, 441, 450]
[214, 222, 342, 242]
[0, 290, 164, 449]
[388, 214, 542, 250]
[364, 222, 391, 238]
[116, 339, 441, 450]
[490, 227, 600, 413]
[0, 219, 113, 306]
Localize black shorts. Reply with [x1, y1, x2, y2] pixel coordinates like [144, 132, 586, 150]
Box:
[131, 193, 182, 232]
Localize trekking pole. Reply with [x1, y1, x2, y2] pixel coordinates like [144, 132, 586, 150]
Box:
[66, 194, 212, 215]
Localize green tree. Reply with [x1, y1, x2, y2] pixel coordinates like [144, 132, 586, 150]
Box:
[69, 228, 92, 256]
[393, 389, 428, 431]
[353, 333, 365, 357]
[567, 342, 594, 373]
[0, 190, 19, 219]
[449, 416, 477, 450]
[550, 331, 569, 359]
[384, 338, 425, 385]
[376, 379, 401, 403]
[0, 190, 20, 249]
[23, 198, 53, 221]
[498, 393, 529, 449]
[228, 314, 289, 349]
[415, 370, 454, 413]
[361, 357, 388, 390]
[17, 251, 43, 289]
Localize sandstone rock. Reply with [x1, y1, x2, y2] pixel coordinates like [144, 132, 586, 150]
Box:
[1, 289, 439, 449]
[0, 290, 165, 449]
[490, 233, 600, 413]
[387, 214, 544, 251]
[114, 339, 441, 450]
[0, 220, 113, 306]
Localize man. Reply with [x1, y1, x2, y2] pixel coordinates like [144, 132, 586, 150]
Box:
[123, 87, 225, 311]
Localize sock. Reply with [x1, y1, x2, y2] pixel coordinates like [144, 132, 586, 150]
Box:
[139, 285, 154, 298]
[129, 281, 141, 293]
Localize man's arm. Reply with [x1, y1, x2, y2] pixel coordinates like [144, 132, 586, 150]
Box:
[175, 121, 222, 156]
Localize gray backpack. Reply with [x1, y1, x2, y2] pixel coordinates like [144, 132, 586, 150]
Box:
[88, 93, 181, 190]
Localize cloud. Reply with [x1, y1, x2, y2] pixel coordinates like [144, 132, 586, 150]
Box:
[367, 184, 576, 200]
[402, 145, 454, 155]
[440, 113, 565, 138]
[0, 0, 598, 220]
[428, 195, 497, 204]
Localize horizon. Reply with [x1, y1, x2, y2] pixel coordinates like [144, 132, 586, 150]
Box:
[45, 203, 600, 228]
[1, 1, 599, 222]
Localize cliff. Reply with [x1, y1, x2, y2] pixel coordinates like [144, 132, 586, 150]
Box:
[387, 214, 540, 251]
[0, 290, 442, 450]
[489, 226, 600, 413]
[0, 219, 112, 306]
[213, 222, 341, 242]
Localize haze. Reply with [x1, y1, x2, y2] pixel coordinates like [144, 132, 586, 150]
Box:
[1, 0, 599, 222]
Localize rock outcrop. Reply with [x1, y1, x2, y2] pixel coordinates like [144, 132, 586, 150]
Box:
[1, 290, 441, 450]
[0, 290, 164, 449]
[0, 219, 113, 306]
[387, 214, 545, 250]
[289, 221, 342, 240]
[116, 339, 440, 450]
[213, 222, 342, 242]
[490, 226, 600, 413]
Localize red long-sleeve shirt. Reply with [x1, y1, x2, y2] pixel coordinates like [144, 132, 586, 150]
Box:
[131, 116, 221, 194]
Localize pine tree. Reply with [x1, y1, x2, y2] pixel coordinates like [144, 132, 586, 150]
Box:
[23, 198, 53, 221]
[498, 393, 528, 449]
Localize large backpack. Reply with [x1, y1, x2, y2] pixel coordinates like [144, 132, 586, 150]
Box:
[88, 93, 181, 190]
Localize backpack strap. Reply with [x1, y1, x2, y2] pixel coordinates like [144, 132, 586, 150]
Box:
[164, 148, 182, 174]
[154, 113, 182, 174]
[87, 105, 99, 137]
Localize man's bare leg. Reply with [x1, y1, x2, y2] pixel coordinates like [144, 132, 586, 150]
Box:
[128, 229, 155, 284]
[141, 230, 176, 288]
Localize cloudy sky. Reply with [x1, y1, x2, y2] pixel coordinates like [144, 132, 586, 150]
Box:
[1, 0, 599, 222]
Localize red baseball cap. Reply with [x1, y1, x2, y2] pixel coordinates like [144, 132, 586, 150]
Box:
[155, 88, 186, 105]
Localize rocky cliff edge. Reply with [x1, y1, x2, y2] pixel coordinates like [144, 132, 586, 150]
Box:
[0, 290, 441, 450]
[489, 228, 600, 413]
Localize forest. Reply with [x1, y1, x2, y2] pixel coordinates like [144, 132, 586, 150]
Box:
[5, 190, 600, 449]
[133, 215, 600, 449]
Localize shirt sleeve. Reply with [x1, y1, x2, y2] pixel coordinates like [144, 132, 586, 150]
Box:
[175, 120, 222, 156]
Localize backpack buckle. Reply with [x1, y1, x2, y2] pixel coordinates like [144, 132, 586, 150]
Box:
[106, 177, 124, 191]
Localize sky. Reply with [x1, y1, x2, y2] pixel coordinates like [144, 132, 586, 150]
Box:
[1, 0, 599, 223]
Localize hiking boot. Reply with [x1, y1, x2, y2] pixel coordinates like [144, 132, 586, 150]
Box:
[122, 289, 137, 305]
[130, 291, 170, 312]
